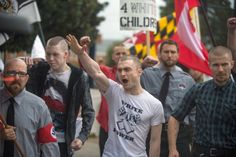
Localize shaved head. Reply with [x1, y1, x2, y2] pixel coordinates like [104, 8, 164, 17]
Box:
[4, 58, 27, 72]
[118, 55, 141, 69]
[3, 58, 29, 96]
[208, 46, 233, 62]
[46, 36, 69, 52]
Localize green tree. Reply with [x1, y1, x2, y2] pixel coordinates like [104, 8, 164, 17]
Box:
[159, 0, 233, 48]
[159, 0, 174, 17]
[199, 0, 233, 47]
[38, 0, 108, 42]
[0, 0, 108, 52]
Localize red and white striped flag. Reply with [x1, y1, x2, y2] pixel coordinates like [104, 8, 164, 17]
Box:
[173, 0, 211, 75]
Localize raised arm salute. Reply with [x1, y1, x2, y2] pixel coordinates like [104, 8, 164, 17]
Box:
[66, 34, 109, 93]
[67, 34, 165, 157]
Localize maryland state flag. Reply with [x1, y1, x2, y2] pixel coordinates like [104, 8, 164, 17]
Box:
[123, 13, 177, 61]
[124, 7, 211, 75]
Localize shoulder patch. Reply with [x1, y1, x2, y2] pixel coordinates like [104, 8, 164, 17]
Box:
[178, 83, 186, 90]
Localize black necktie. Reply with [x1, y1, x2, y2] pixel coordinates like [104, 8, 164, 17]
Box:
[159, 72, 171, 105]
[3, 98, 15, 157]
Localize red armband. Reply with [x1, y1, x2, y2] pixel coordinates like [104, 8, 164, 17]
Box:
[37, 123, 57, 144]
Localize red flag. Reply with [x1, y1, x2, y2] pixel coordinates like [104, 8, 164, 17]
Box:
[174, 0, 211, 75]
[123, 31, 153, 47]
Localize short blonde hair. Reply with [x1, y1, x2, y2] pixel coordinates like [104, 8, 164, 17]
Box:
[118, 55, 141, 68]
[46, 36, 69, 52]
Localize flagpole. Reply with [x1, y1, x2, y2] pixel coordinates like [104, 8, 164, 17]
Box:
[192, 8, 201, 38]
[0, 115, 26, 157]
[3, 51, 6, 63]
[199, 0, 216, 46]
[37, 22, 46, 47]
[146, 31, 150, 56]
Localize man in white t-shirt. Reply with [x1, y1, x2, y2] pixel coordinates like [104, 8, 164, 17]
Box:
[66, 34, 165, 157]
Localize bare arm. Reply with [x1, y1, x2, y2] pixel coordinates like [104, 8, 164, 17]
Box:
[227, 17, 236, 72]
[149, 124, 162, 157]
[167, 116, 180, 157]
[66, 34, 109, 93]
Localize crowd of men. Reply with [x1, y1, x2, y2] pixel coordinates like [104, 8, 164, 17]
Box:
[0, 17, 236, 157]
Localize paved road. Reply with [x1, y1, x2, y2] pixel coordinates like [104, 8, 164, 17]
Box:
[74, 137, 100, 157]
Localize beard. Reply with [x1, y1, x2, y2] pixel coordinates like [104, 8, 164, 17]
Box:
[6, 81, 24, 96]
[162, 60, 177, 68]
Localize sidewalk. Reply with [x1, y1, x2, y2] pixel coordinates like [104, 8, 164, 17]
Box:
[74, 88, 101, 157]
[74, 136, 100, 157]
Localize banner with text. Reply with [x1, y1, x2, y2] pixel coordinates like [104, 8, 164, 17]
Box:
[120, 0, 157, 32]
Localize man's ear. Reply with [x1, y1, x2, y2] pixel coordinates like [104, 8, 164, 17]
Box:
[231, 60, 235, 70]
[232, 60, 234, 66]
[25, 74, 29, 83]
[138, 67, 143, 75]
[64, 51, 69, 58]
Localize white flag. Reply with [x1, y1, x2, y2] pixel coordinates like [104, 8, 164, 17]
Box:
[0, 33, 9, 45]
[17, 0, 41, 24]
[31, 35, 45, 60]
[0, 0, 41, 46]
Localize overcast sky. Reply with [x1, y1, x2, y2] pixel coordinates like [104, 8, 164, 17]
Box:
[97, 0, 165, 40]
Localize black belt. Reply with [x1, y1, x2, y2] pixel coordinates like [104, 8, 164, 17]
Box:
[193, 143, 236, 157]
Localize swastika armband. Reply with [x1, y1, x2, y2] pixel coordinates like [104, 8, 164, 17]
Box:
[37, 123, 57, 143]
